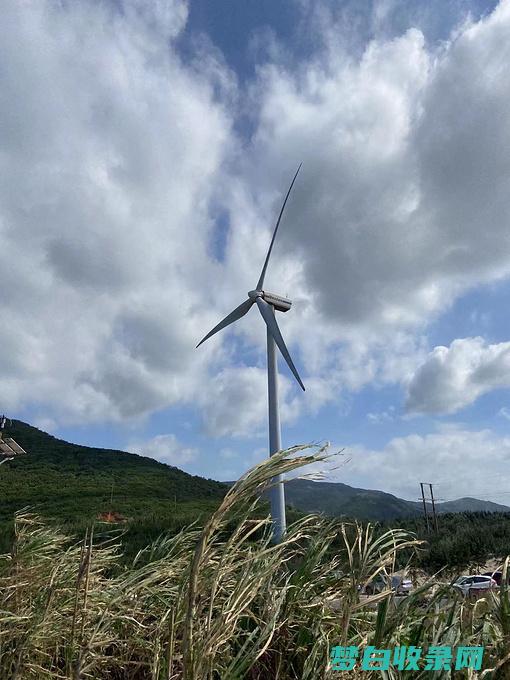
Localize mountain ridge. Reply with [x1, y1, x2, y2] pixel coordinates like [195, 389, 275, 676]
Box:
[2, 420, 508, 533]
[285, 479, 510, 520]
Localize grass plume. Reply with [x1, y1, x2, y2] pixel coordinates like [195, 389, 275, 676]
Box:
[0, 445, 509, 678]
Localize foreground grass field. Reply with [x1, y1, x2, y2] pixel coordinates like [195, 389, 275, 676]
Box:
[1, 446, 510, 679]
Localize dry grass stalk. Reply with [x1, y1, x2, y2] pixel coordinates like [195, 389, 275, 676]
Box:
[0, 445, 509, 679]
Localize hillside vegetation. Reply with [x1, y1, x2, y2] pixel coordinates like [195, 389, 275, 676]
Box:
[285, 478, 421, 520]
[285, 479, 510, 520]
[387, 511, 510, 571]
[2, 420, 510, 571]
[0, 420, 227, 555]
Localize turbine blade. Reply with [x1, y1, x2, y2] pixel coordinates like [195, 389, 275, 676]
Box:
[256, 163, 302, 291]
[196, 298, 254, 348]
[256, 297, 305, 391]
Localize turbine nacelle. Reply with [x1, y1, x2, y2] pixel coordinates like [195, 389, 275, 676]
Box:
[262, 291, 292, 313]
[248, 289, 292, 312]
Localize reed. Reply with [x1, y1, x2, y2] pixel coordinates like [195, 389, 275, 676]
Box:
[0, 445, 508, 679]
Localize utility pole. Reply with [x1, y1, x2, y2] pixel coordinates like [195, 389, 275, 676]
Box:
[429, 483, 439, 534]
[420, 482, 431, 534]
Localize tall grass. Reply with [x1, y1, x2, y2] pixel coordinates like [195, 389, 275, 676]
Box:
[1, 445, 509, 679]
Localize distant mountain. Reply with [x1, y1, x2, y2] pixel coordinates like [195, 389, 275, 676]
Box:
[285, 479, 421, 521]
[434, 497, 510, 514]
[285, 479, 510, 521]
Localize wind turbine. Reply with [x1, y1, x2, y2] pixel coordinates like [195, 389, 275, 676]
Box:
[197, 165, 305, 542]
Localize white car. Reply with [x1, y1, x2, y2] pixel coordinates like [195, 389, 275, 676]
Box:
[453, 575, 496, 596]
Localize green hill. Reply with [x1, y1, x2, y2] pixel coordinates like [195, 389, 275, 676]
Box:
[285, 479, 421, 520]
[286, 481, 510, 520]
[434, 497, 510, 514]
[3, 419, 508, 560]
[0, 420, 227, 554]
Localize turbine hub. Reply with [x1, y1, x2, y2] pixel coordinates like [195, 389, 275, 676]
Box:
[248, 290, 262, 299]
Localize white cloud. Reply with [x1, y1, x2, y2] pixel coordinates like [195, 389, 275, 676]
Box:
[0, 0, 234, 423]
[498, 407, 510, 421]
[2, 0, 510, 439]
[196, 365, 303, 437]
[406, 337, 510, 414]
[258, 4, 509, 326]
[332, 427, 510, 502]
[367, 406, 395, 424]
[223, 0, 510, 394]
[127, 433, 198, 467]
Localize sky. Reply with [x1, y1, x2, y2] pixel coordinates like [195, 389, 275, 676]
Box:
[2, 0, 510, 505]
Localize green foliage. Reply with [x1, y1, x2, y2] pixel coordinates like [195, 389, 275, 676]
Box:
[0, 420, 226, 557]
[2, 420, 510, 572]
[285, 479, 510, 521]
[387, 512, 510, 571]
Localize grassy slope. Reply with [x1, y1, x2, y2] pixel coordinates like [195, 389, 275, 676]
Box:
[0, 420, 227, 554]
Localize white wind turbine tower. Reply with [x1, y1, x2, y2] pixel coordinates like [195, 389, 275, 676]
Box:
[197, 165, 305, 542]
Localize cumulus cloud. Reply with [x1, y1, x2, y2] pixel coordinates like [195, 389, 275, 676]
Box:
[333, 427, 510, 501]
[0, 0, 233, 423]
[127, 433, 198, 467]
[219, 0, 510, 410]
[2, 0, 510, 439]
[196, 366, 302, 437]
[238, 1, 510, 333]
[406, 337, 510, 414]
